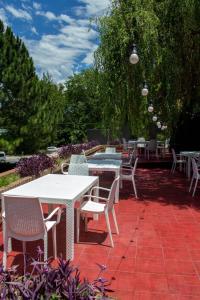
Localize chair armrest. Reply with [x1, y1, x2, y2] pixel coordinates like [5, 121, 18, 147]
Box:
[61, 162, 69, 175]
[44, 207, 62, 224]
[82, 194, 109, 202]
[90, 186, 111, 193]
[121, 164, 132, 168]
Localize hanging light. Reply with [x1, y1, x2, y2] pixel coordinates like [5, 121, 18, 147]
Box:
[129, 44, 139, 64]
[141, 82, 149, 96]
[157, 121, 161, 128]
[152, 115, 157, 122]
[148, 103, 154, 113]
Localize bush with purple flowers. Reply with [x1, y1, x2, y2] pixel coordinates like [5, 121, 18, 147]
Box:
[17, 154, 55, 178]
[58, 140, 99, 158]
[0, 247, 112, 299]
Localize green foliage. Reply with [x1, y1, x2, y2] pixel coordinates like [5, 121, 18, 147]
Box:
[0, 21, 65, 154]
[57, 69, 102, 144]
[94, 0, 200, 138]
[0, 173, 20, 188]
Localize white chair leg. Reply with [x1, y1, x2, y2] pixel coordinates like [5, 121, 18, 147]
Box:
[105, 211, 114, 248]
[52, 226, 57, 258]
[189, 177, 194, 192]
[192, 178, 198, 197]
[112, 207, 119, 235]
[76, 209, 80, 243]
[132, 177, 138, 198]
[44, 233, 48, 261]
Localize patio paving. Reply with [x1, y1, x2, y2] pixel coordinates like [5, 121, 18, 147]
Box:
[1, 167, 200, 299]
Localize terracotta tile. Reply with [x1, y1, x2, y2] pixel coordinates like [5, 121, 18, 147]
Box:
[136, 258, 165, 274]
[165, 259, 196, 275]
[133, 291, 177, 300]
[163, 248, 191, 260]
[137, 247, 163, 259]
[167, 274, 200, 295]
[134, 273, 168, 292]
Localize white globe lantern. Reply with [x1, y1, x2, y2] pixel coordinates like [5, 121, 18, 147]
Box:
[152, 115, 157, 122]
[148, 104, 154, 113]
[141, 83, 148, 96]
[129, 44, 139, 64]
[157, 121, 161, 128]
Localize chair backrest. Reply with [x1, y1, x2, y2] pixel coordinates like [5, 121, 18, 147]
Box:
[105, 147, 116, 153]
[70, 154, 87, 164]
[128, 149, 136, 165]
[171, 148, 177, 163]
[147, 139, 157, 151]
[132, 157, 139, 176]
[82, 150, 87, 161]
[4, 196, 45, 240]
[191, 158, 199, 177]
[68, 163, 89, 176]
[107, 176, 120, 211]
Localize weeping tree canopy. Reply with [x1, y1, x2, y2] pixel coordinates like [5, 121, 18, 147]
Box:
[94, 0, 200, 141]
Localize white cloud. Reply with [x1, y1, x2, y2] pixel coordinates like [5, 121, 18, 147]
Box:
[5, 5, 32, 21]
[31, 26, 38, 35]
[76, 0, 110, 16]
[36, 10, 74, 24]
[24, 25, 97, 83]
[0, 8, 8, 26]
[33, 2, 41, 10]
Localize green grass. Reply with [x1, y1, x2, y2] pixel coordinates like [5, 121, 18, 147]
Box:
[0, 173, 20, 188]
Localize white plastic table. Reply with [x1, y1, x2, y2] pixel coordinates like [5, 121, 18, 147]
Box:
[180, 151, 200, 179]
[2, 174, 99, 260]
[87, 159, 121, 203]
[90, 152, 122, 160]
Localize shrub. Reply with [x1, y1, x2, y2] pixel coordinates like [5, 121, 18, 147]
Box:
[17, 154, 55, 177]
[0, 247, 111, 299]
[58, 141, 99, 158]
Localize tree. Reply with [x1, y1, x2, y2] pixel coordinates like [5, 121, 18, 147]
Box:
[57, 69, 101, 144]
[0, 20, 65, 153]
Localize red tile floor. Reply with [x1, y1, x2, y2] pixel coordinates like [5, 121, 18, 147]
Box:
[1, 167, 200, 299]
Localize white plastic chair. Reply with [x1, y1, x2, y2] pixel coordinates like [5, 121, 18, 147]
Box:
[2, 196, 61, 269]
[120, 157, 138, 198]
[145, 139, 158, 160]
[105, 147, 116, 153]
[76, 176, 120, 247]
[61, 154, 87, 174]
[68, 163, 89, 176]
[137, 137, 146, 154]
[189, 158, 200, 197]
[122, 149, 136, 168]
[171, 148, 186, 174]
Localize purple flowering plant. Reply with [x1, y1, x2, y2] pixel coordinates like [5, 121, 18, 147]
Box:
[16, 154, 55, 177]
[0, 247, 112, 299]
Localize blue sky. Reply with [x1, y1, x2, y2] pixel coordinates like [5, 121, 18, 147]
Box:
[0, 0, 110, 83]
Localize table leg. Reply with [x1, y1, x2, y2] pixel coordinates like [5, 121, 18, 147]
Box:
[66, 202, 74, 260]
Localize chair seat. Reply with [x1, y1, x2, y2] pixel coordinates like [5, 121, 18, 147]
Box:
[177, 159, 186, 163]
[45, 220, 57, 231]
[121, 174, 132, 180]
[81, 200, 106, 213]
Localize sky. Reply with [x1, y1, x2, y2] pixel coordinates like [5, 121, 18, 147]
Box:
[0, 0, 110, 83]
